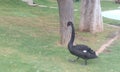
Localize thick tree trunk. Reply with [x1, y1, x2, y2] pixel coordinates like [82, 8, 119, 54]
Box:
[80, 0, 103, 33]
[57, 0, 74, 46]
[115, 0, 120, 4]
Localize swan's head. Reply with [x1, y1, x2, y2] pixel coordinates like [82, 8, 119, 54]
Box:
[67, 21, 73, 27]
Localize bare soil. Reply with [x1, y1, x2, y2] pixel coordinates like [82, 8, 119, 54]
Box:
[96, 25, 120, 56]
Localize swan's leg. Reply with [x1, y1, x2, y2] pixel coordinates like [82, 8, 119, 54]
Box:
[73, 57, 79, 62]
[84, 59, 87, 65]
[69, 57, 79, 62]
[75, 57, 79, 61]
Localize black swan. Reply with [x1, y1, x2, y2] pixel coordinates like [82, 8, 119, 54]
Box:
[67, 21, 97, 65]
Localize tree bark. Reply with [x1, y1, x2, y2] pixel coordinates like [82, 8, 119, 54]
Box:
[80, 0, 103, 33]
[115, 0, 120, 4]
[57, 0, 74, 46]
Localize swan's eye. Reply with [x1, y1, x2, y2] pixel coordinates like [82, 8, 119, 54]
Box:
[83, 50, 87, 53]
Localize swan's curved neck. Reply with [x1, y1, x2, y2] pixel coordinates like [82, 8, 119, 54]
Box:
[68, 23, 75, 48]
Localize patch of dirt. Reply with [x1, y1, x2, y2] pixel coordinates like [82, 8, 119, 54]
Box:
[76, 35, 89, 42]
[96, 25, 120, 56]
[0, 47, 38, 62]
[103, 49, 112, 54]
[0, 16, 59, 38]
[0, 48, 17, 56]
[96, 33, 118, 56]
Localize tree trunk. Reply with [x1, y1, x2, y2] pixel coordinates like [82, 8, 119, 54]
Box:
[115, 0, 120, 4]
[79, 0, 103, 33]
[57, 0, 74, 46]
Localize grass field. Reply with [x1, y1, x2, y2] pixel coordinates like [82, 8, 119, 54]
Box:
[0, 0, 120, 72]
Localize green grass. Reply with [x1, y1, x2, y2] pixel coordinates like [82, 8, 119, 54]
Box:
[0, 0, 120, 72]
[98, 38, 120, 72]
[101, 1, 120, 11]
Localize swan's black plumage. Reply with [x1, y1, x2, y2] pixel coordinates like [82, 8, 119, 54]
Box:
[67, 21, 97, 65]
